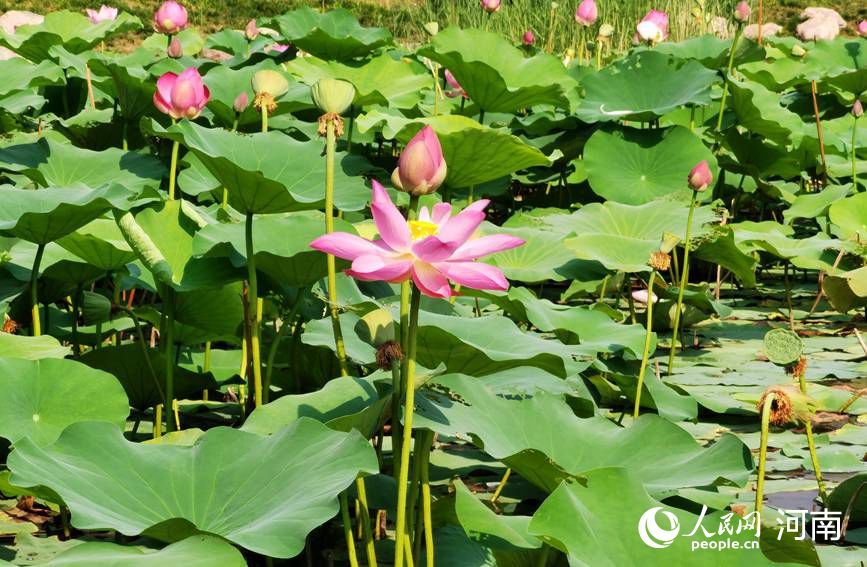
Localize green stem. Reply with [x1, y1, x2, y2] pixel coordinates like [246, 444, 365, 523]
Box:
[394, 286, 421, 567]
[168, 140, 179, 200]
[163, 286, 177, 432]
[667, 189, 698, 375]
[245, 212, 264, 408]
[71, 285, 82, 357]
[491, 467, 511, 503]
[117, 305, 163, 401]
[264, 294, 304, 404]
[356, 477, 377, 567]
[634, 271, 657, 418]
[418, 431, 434, 567]
[122, 121, 128, 151]
[755, 393, 775, 515]
[798, 372, 828, 503]
[203, 341, 211, 400]
[536, 544, 551, 567]
[852, 117, 859, 188]
[390, 357, 403, 479]
[261, 106, 268, 133]
[325, 118, 350, 377]
[339, 491, 360, 567]
[29, 243, 45, 336]
[715, 26, 743, 132]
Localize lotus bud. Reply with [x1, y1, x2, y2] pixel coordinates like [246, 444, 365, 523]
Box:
[598, 23, 614, 38]
[392, 126, 447, 196]
[311, 78, 355, 115]
[523, 29, 535, 45]
[245, 19, 259, 40]
[687, 160, 712, 192]
[233, 92, 249, 114]
[853, 99, 864, 119]
[252, 69, 289, 114]
[575, 0, 598, 26]
[734, 1, 751, 24]
[153, 1, 188, 35]
[423, 22, 439, 36]
[480, 0, 501, 14]
[859, 21, 867, 36]
[375, 340, 404, 370]
[791, 44, 807, 57]
[167, 37, 183, 58]
[757, 384, 816, 426]
[660, 232, 680, 254]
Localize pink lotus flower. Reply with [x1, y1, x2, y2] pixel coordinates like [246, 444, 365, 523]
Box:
[167, 37, 182, 58]
[632, 289, 658, 305]
[245, 19, 258, 40]
[797, 7, 845, 41]
[734, 1, 750, 24]
[153, 1, 188, 35]
[853, 99, 864, 119]
[688, 160, 713, 192]
[391, 126, 447, 196]
[234, 92, 249, 113]
[859, 21, 867, 36]
[444, 69, 468, 99]
[266, 43, 290, 54]
[480, 0, 501, 14]
[523, 29, 535, 45]
[310, 181, 524, 299]
[153, 68, 209, 120]
[86, 5, 118, 24]
[635, 9, 669, 44]
[575, 0, 598, 26]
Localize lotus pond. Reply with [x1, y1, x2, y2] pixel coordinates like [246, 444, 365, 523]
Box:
[0, 1, 865, 566]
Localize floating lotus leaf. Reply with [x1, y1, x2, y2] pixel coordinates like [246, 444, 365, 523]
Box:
[270, 6, 392, 60]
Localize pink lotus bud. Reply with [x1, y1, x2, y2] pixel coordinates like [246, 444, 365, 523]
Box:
[153, 67, 210, 120]
[233, 92, 249, 114]
[636, 9, 669, 44]
[734, 1, 751, 24]
[853, 99, 864, 119]
[688, 160, 713, 192]
[245, 18, 258, 40]
[480, 0, 501, 14]
[86, 5, 118, 24]
[522, 29, 535, 45]
[167, 37, 183, 58]
[444, 69, 468, 99]
[153, 1, 188, 35]
[266, 43, 290, 54]
[393, 126, 447, 196]
[575, 0, 598, 26]
[859, 21, 867, 36]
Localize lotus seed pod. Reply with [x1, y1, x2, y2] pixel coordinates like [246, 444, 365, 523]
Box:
[311, 78, 356, 115]
[763, 328, 804, 366]
[757, 384, 816, 426]
[251, 70, 289, 98]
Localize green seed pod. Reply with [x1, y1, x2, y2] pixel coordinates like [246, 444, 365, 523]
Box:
[311, 78, 355, 115]
[251, 70, 289, 98]
[763, 328, 803, 366]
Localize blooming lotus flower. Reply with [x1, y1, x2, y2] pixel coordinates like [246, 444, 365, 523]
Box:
[635, 9, 669, 44]
[153, 68, 209, 120]
[859, 21, 867, 36]
[688, 160, 713, 192]
[153, 1, 187, 35]
[310, 181, 524, 298]
[523, 29, 535, 45]
[444, 70, 468, 99]
[167, 37, 182, 58]
[86, 5, 117, 24]
[480, 0, 501, 14]
[743, 22, 782, 39]
[797, 7, 845, 41]
[391, 126, 447, 196]
[574, 0, 598, 26]
[734, 1, 750, 24]
[245, 19, 258, 40]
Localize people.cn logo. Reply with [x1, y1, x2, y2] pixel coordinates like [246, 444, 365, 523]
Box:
[638, 507, 681, 548]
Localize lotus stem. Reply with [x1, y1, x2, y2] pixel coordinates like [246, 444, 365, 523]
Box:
[29, 243, 45, 336]
[163, 286, 178, 432]
[339, 491, 360, 567]
[116, 305, 163, 401]
[168, 139, 179, 200]
[264, 292, 305, 404]
[783, 262, 795, 331]
[394, 286, 421, 567]
[667, 189, 698, 375]
[325, 118, 350, 377]
[261, 106, 268, 133]
[245, 212, 264, 408]
[714, 25, 742, 132]
[810, 80, 828, 184]
[122, 121, 128, 151]
[490, 467, 512, 504]
[797, 371, 828, 504]
[757, 0, 764, 45]
[356, 477, 378, 567]
[755, 392, 774, 515]
[203, 341, 211, 401]
[153, 404, 162, 439]
[536, 544, 551, 567]
[71, 285, 82, 357]
[391, 356, 403, 478]
[419, 433, 434, 567]
[85, 64, 96, 109]
[839, 387, 867, 414]
[634, 271, 657, 418]
[852, 115, 859, 188]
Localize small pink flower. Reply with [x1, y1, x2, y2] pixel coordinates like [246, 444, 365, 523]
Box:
[635, 9, 669, 44]
[153, 1, 188, 35]
[688, 160, 713, 192]
[310, 181, 524, 299]
[86, 5, 118, 24]
[853, 99, 864, 119]
[522, 29, 535, 45]
[575, 0, 598, 26]
[632, 289, 658, 305]
[392, 126, 447, 196]
[234, 92, 250, 114]
[859, 21, 867, 36]
[444, 69, 468, 99]
[245, 19, 258, 40]
[480, 0, 501, 14]
[153, 68, 209, 120]
[167, 37, 183, 58]
[734, 1, 751, 24]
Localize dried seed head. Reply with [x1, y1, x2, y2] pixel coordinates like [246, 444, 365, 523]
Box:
[2, 316, 18, 334]
[649, 250, 671, 272]
[785, 356, 808, 378]
[757, 384, 816, 426]
[317, 112, 345, 137]
[376, 340, 404, 370]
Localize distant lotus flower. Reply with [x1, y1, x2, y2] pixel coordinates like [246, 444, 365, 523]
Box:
[797, 7, 845, 41]
[598, 23, 614, 38]
[859, 21, 867, 36]
[480, 0, 501, 14]
[153, 68, 209, 120]
[523, 29, 535, 45]
[632, 289, 658, 304]
[574, 0, 598, 26]
[266, 43, 290, 54]
[391, 126, 447, 196]
[233, 92, 249, 114]
[688, 160, 713, 192]
[734, 1, 751, 24]
[444, 69, 468, 99]
[86, 5, 117, 24]
[854, 99, 864, 118]
[310, 181, 524, 298]
[635, 9, 669, 44]
[245, 19, 258, 40]
[743, 22, 782, 39]
[167, 37, 182, 58]
[153, 1, 188, 35]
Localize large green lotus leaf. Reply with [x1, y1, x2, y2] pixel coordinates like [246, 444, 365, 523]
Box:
[80, 343, 219, 410]
[575, 50, 719, 123]
[0, 357, 128, 446]
[417, 27, 575, 112]
[528, 467, 789, 566]
[692, 226, 758, 288]
[0, 332, 70, 359]
[87, 56, 156, 122]
[0, 11, 141, 62]
[829, 191, 867, 240]
[653, 34, 765, 69]
[723, 129, 807, 179]
[563, 200, 719, 273]
[0, 138, 163, 192]
[270, 6, 392, 60]
[55, 218, 136, 271]
[173, 285, 244, 339]
[584, 125, 717, 204]
[357, 112, 550, 189]
[8, 418, 378, 558]
[728, 78, 805, 146]
[479, 226, 589, 284]
[414, 374, 752, 495]
[823, 266, 867, 313]
[18, 535, 246, 567]
[142, 119, 368, 213]
[731, 221, 844, 270]
[192, 212, 354, 287]
[0, 58, 65, 96]
[453, 478, 542, 550]
[0, 184, 136, 244]
[286, 53, 430, 110]
[784, 184, 852, 224]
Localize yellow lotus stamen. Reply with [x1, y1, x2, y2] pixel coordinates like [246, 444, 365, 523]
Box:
[408, 220, 438, 240]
